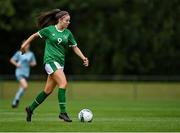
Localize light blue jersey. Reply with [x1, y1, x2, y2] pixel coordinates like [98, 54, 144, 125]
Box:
[11, 50, 36, 80]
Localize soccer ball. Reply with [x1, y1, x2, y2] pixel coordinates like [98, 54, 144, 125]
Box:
[78, 109, 93, 122]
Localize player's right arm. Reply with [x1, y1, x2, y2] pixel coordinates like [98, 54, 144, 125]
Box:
[10, 58, 20, 67]
[20, 32, 39, 54]
[10, 51, 21, 67]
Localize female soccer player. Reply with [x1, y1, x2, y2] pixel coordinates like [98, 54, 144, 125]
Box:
[20, 9, 89, 122]
[10, 42, 36, 108]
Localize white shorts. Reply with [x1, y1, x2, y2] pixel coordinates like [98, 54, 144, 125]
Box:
[45, 61, 64, 75]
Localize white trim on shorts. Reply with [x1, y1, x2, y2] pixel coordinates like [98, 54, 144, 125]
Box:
[45, 61, 64, 75]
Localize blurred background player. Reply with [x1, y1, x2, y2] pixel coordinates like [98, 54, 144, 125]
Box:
[10, 41, 36, 108]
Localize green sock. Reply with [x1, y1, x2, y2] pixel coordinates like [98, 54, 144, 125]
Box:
[29, 91, 48, 112]
[58, 88, 66, 113]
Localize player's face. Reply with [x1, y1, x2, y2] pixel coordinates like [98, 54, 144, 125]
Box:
[61, 14, 70, 28]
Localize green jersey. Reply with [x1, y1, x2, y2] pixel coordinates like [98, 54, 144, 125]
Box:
[38, 25, 77, 66]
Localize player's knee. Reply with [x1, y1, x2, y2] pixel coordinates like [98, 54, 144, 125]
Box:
[59, 80, 67, 88]
[22, 83, 28, 89]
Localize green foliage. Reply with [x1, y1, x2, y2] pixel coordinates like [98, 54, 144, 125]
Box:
[0, 0, 15, 30]
[1, 0, 180, 75]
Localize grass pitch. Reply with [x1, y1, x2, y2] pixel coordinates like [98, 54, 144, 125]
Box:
[0, 81, 180, 132]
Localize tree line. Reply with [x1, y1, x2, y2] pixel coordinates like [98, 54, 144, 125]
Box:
[0, 0, 180, 76]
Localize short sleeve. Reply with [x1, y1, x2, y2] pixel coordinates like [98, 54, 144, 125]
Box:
[38, 26, 50, 38]
[11, 51, 20, 61]
[68, 31, 77, 47]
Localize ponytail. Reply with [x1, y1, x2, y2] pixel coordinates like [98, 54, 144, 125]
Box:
[37, 9, 69, 29]
[37, 9, 61, 29]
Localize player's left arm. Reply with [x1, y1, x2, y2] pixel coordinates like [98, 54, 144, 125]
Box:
[68, 30, 89, 67]
[30, 61, 37, 67]
[72, 46, 89, 67]
[30, 53, 37, 67]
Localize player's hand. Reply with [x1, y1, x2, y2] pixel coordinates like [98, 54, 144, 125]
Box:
[83, 57, 89, 67]
[16, 63, 21, 68]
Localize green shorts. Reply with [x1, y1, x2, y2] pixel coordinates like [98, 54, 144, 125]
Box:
[45, 61, 64, 75]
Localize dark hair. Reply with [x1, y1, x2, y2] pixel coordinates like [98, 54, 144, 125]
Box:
[37, 9, 69, 29]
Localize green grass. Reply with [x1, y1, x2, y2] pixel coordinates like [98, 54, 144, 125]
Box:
[0, 81, 180, 131]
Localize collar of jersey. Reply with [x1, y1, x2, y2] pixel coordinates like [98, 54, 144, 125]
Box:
[55, 25, 64, 32]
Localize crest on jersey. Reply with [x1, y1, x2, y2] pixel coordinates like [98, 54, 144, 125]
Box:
[63, 35, 67, 39]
